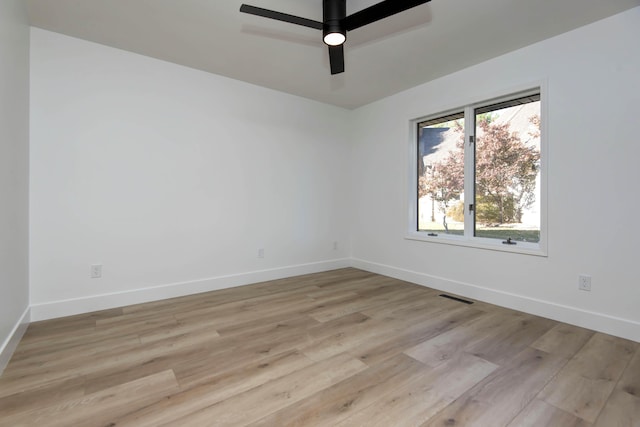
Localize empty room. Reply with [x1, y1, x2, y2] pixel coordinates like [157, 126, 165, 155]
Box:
[1, 0, 639, 425]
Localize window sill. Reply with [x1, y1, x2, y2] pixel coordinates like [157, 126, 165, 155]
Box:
[405, 231, 547, 257]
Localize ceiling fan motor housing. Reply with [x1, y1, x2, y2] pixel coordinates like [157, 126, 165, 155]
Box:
[323, 0, 346, 44]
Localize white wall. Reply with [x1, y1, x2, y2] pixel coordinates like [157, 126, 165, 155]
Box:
[29, 29, 351, 319]
[0, 0, 30, 370]
[349, 8, 640, 342]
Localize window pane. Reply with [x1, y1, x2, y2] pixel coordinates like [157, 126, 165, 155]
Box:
[417, 114, 465, 235]
[474, 97, 541, 243]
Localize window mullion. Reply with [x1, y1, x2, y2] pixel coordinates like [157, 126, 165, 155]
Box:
[463, 105, 475, 239]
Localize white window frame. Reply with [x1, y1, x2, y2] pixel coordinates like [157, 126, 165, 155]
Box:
[406, 84, 548, 256]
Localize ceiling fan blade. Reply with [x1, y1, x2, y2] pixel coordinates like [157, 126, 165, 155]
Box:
[240, 4, 323, 30]
[344, 0, 431, 31]
[328, 45, 345, 75]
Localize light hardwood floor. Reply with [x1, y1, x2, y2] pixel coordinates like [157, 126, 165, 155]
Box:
[1, 268, 638, 426]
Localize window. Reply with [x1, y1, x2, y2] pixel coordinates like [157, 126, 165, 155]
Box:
[410, 89, 545, 255]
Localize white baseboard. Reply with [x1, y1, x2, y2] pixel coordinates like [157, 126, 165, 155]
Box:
[0, 306, 30, 375]
[30, 258, 351, 322]
[351, 258, 640, 343]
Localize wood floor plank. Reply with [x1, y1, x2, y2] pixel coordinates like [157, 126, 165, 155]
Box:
[335, 353, 498, 427]
[507, 398, 592, 427]
[1, 268, 638, 426]
[19, 307, 122, 340]
[0, 376, 86, 419]
[85, 316, 303, 394]
[538, 333, 637, 423]
[312, 272, 382, 290]
[422, 347, 568, 427]
[302, 297, 476, 364]
[404, 310, 518, 367]
[138, 318, 220, 344]
[5, 333, 142, 373]
[530, 323, 595, 358]
[591, 346, 640, 427]
[247, 354, 428, 427]
[617, 346, 640, 398]
[215, 312, 319, 339]
[300, 316, 390, 362]
[358, 290, 443, 319]
[110, 350, 316, 427]
[350, 305, 484, 366]
[119, 285, 276, 316]
[0, 370, 179, 427]
[463, 312, 557, 365]
[173, 290, 353, 333]
[172, 333, 310, 389]
[1, 323, 219, 398]
[162, 352, 367, 426]
[305, 311, 372, 342]
[307, 280, 409, 323]
[172, 289, 312, 325]
[593, 389, 640, 427]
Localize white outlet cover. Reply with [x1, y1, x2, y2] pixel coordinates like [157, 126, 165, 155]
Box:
[578, 275, 591, 291]
[91, 264, 102, 278]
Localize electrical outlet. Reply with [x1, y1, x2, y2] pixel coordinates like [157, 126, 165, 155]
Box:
[578, 274, 591, 291]
[91, 264, 102, 279]
[333, 241, 338, 250]
[258, 248, 264, 258]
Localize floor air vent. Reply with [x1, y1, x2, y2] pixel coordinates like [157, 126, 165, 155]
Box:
[439, 294, 474, 305]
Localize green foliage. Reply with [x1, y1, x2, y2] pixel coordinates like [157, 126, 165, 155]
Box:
[476, 195, 517, 224]
[476, 113, 495, 125]
[447, 201, 465, 222]
[443, 196, 522, 225]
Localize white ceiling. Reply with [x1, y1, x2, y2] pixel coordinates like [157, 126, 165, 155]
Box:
[26, 0, 639, 109]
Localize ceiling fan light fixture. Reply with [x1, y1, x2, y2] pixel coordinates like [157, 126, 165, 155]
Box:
[239, 0, 433, 75]
[323, 31, 346, 46]
[323, 0, 346, 46]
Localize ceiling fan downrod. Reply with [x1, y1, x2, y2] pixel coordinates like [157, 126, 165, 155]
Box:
[323, 0, 346, 46]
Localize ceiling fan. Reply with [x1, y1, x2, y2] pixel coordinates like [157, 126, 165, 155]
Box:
[240, 0, 432, 75]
